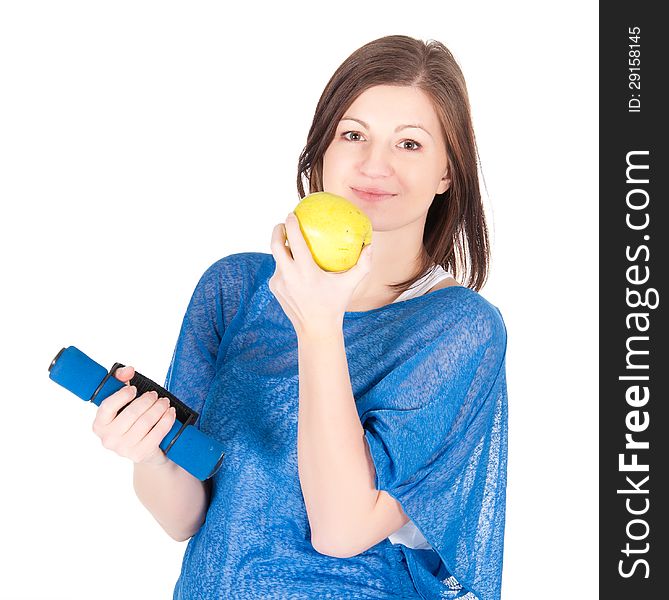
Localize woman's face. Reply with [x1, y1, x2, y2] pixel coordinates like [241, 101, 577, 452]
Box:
[321, 85, 451, 232]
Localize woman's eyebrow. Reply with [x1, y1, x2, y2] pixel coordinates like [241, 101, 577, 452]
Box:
[340, 116, 433, 139]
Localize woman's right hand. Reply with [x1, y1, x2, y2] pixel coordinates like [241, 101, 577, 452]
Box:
[91, 365, 177, 467]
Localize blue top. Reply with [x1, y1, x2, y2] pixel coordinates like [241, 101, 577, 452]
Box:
[166, 252, 508, 600]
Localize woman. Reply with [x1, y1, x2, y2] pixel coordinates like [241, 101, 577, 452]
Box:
[93, 35, 508, 599]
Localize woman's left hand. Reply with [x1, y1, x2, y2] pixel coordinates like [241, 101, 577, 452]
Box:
[268, 212, 373, 339]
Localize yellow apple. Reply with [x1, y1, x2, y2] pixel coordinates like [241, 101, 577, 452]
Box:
[292, 192, 373, 272]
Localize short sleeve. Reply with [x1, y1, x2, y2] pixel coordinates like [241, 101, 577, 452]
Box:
[360, 298, 508, 600]
[163, 260, 229, 420]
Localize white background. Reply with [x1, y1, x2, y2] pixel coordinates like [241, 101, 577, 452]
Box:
[0, 1, 598, 598]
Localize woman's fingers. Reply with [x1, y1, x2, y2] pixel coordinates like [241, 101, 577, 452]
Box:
[283, 213, 314, 268]
[93, 385, 139, 429]
[108, 390, 168, 437]
[115, 394, 171, 448]
[270, 221, 294, 272]
[130, 405, 177, 464]
[90, 363, 177, 466]
[93, 392, 173, 458]
[113, 365, 135, 383]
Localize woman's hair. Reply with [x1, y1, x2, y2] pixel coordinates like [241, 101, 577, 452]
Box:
[296, 34, 490, 293]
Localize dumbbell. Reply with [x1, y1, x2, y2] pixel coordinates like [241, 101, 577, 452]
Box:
[48, 345, 224, 481]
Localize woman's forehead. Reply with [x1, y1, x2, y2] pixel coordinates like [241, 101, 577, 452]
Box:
[343, 85, 441, 127]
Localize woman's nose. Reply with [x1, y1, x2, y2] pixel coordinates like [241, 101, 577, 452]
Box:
[358, 143, 394, 178]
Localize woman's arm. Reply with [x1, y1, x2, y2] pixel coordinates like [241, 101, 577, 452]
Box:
[133, 460, 212, 542]
[296, 328, 409, 558]
[269, 214, 408, 556]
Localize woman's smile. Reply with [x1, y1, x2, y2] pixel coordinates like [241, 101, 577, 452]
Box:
[350, 186, 397, 202]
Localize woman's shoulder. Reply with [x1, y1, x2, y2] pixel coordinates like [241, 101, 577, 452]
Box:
[203, 251, 271, 276]
[430, 286, 507, 349]
[195, 251, 272, 288]
[186, 252, 273, 309]
[183, 252, 274, 326]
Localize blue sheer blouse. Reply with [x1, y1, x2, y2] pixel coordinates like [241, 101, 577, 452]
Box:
[167, 252, 508, 600]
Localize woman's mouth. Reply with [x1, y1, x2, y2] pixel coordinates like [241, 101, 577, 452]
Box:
[350, 187, 397, 202]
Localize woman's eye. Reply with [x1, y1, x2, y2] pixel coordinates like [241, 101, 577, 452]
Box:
[400, 140, 421, 151]
[340, 131, 421, 150]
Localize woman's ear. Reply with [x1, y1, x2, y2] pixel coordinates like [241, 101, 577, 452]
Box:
[437, 171, 451, 195]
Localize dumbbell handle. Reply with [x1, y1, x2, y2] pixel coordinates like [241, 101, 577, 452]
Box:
[49, 346, 225, 481]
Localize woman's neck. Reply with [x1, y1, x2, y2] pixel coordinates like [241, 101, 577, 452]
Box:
[347, 229, 429, 311]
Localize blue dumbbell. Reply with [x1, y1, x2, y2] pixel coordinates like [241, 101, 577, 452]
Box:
[49, 346, 224, 481]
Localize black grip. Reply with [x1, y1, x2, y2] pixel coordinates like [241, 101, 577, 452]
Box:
[113, 363, 198, 427]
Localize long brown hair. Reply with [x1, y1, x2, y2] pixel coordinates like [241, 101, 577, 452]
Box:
[296, 35, 490, 293]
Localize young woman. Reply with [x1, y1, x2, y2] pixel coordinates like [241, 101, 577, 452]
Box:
[93, 35, 508, 599]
